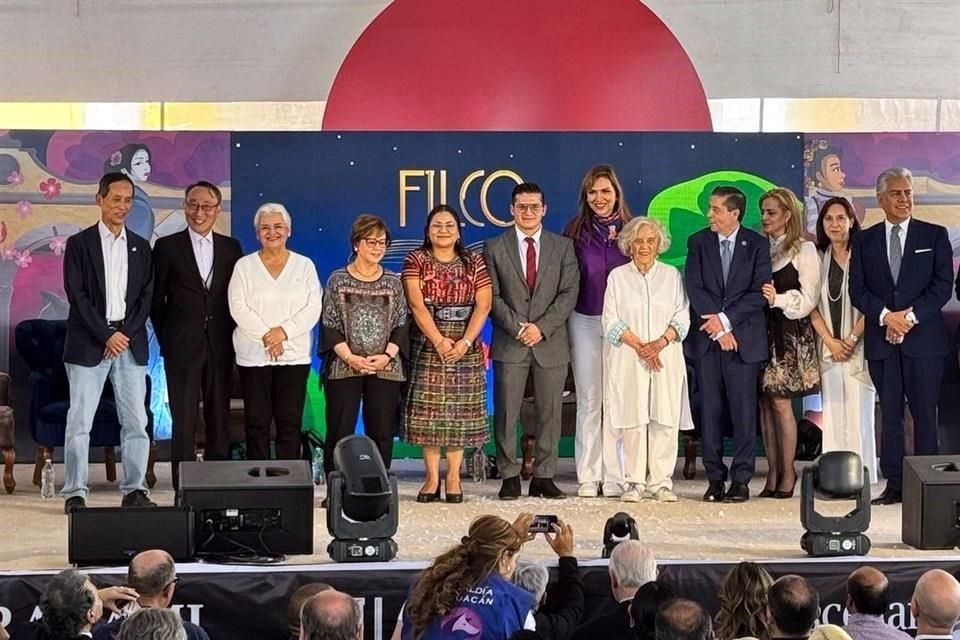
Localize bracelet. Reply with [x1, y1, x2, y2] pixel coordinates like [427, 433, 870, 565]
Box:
[461, 337, 473, 348]
[847, 334, 860, 344]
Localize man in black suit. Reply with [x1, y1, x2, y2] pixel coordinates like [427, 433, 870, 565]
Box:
[152, 181, 243, 489]
[684, 186, 771, 503]
[62, 173, 155, 514]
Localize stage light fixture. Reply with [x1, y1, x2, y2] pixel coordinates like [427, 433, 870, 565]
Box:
[800, 451, 871, 557]
[601, 511, 639, 558]
[326, 435, 399, 562]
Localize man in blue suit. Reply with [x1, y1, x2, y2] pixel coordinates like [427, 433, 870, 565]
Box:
[684, 186, 771, 503]
[850, 167, 953, 505]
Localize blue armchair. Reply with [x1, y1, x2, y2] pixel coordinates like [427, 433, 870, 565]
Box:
[14, 319, 156, 488]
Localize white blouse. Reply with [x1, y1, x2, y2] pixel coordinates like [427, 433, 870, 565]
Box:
[770, 237, 820, 320]
[228, 251, 322, 367]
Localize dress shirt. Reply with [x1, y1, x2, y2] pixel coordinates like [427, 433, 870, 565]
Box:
[844, 613, 913, 640]
[98, 220, 128, 322]
[516, 224, 543, 274]
[716, 225, 740, 336]
[879, 216, 918, 327]
[188, 227, 214, 287]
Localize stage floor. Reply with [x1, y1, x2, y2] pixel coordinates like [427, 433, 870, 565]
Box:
[0, 458, 949, 571]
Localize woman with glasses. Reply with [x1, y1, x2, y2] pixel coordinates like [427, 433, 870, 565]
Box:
[401, 205, 491, 503]
[319, 214, 408, 477]
[757, 188, 821, 498]
[228, 203, 322, 460]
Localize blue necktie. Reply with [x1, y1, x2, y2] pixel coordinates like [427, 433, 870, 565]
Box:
[889, 224, 902, 284]
[721, 239, 732, 284]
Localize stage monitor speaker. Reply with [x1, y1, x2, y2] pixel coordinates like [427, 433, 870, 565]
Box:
[178, 460, 314, 556]
[902, 455, 960, 549]
[68, 506, 194, 567]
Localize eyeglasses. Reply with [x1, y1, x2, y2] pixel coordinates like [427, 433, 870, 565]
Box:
[185, 202, 218, 214]
[362, 238, 388, 248]
[513, 204, 543, 214]
[165, 576, 181, 589]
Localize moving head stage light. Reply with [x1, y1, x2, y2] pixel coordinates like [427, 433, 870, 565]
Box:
[800, 451, 871, 557]
[602, 511, 639, 558]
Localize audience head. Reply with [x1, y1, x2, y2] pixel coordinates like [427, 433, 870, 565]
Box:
[299, 589, 362, 640]
[630, 580, 676, 640]
[656, 598, 714, 640]
[766, 575, 820, 638]
[128, 549, 177, 607]
[117, 607, 186, 640]
[287, 583, 334, 640]
[716, 561, 774, 640]
[911, 569, 960, 635]
[513, 560, 549, 610]
[39, 569, 102, 638]
[808, 624, 852, 640]
[508, 632, 544, 640]
[609, 540, 657, 601]
[846, 566, 889, 615]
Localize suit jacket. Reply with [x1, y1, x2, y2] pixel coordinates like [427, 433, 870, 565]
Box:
[683, 226, 771, 364]
[484, 228, 579, 367]
[151, 229, 243, 364]
[849, 218, 953, 360]
[63, 223, 153, 367]
[569, 601, 631, 640]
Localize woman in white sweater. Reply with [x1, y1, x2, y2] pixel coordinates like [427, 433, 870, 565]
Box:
[228, 203, 322, 460]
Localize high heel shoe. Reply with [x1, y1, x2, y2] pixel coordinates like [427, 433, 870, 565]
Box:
[773, 488, 794, 499]
[758, 488, 777, 498]
[417, 481, 442, 503]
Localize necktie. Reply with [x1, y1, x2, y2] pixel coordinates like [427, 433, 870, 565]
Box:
[889, 224, 902, 284]
[721, 239, 732, 284]
[524, 237, 537, 294]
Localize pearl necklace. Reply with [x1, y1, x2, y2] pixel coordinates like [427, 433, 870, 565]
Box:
[827, 251, 848, 303]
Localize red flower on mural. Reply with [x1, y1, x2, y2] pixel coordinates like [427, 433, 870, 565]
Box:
[14, 249, 32, 269]
[16, 200, 32, 219]
[49, 236, 67, 255]
[39, 177, 62, 200]
[6, 170, 24, 185]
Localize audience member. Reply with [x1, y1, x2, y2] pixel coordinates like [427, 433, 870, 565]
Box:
[629, 581, 675, 640]
[766, 576, 819, 640]
[116, 608, 185, 640]
[715, 562, 774, 640]
[510, 632, 545, 640]
[656, 599, 714, 640]
[842, 567, 910, 640]
[911, 569, 960, 639]
[808, 626, 852, 640]
[92, 550, 208, 640]
[300, 590, 362, 640]
[570, 541, 656, 640]
[287, 584, 334, 640]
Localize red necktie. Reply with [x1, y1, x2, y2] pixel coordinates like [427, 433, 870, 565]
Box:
[525, 237, 537, 294]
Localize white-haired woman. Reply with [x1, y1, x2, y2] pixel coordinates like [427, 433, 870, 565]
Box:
[228, 203, 322, 460]
[601, 217, 692, 503]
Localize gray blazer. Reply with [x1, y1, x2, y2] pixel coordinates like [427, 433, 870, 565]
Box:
[484, 228, 580, 367]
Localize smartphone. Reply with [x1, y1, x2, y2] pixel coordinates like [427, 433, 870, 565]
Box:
[529, 514, 559, 534]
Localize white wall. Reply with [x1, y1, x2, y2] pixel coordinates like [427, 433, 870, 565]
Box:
[0, 0, 957, 102]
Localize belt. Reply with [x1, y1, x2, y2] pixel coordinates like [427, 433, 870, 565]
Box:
[107, 320, 123, 330]
[433, 305, 473, 321]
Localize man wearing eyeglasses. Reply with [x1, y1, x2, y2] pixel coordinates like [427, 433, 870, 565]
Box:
[92, 549, 210, 640]
[151, 181, 243, 490]
[484, 182, 580, 500]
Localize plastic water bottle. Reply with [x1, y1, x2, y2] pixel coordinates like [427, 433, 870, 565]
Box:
[40, 458, 55, 499]
[312, 446, 325, 485]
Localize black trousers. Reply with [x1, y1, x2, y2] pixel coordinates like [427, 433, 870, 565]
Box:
[238, 364, 310, 460]
[323, 375, 402, 476]
[166, 347, 233, 489]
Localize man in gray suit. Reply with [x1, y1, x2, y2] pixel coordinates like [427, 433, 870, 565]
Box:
[485, 183, 580, 500]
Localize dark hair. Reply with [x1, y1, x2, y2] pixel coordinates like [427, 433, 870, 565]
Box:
[511, 182, 546, 205]
[103, 143, 151, 176]
[655, 598, 713, 640]
[422, 204, 471, 265]
[98, 172, 135, 198]
[128, 552, 175, 598]
[300, 591, 361, 640]
[509, 632, 544, 640]
[711, 186, 747, 221]
[40, 569, 95, 638]
[563, 164, 632, 242]
[808, 145, 843, 182]
[847, 574, 888, 616]
[768, 575, 819, 636]
[631, 581, 676, 640]
[350, 214, 391, 257]
[184, 180, 223, 205]
[815, 197, 860, 252]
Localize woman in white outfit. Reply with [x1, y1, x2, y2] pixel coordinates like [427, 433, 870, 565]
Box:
[601, 217, 692, 503]
[808, 197, 877, 483]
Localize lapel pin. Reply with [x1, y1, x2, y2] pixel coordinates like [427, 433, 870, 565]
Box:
[741, 240, 747, 246]
[132, 247, 137, 252]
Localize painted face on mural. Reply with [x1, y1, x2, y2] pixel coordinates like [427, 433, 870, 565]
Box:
[511, 192, 546, 235]
[184, 185, 220, 237]
[707, 194, 739, 236]
[256, 211, 290, 249]
[878, 176, 913, 224]
[128, 149, 152, 182]
[428, 211, 459, 251]
[817, 154, 845, 193]
[760, 197, 790, 237]
[587, 177, 617, 217]
[96, 180, 134, 231]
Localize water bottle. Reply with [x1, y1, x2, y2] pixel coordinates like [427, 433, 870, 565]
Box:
[468, 447, 487, 483]
[40, 458, 55, 499]
[195, 451, 204, 462]
[312, 446, 325, 486]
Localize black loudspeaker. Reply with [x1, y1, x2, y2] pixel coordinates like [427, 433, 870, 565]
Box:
[178, 460, 314, 555]
[68, 506, 194, 566]
[902, 455, 960, 549]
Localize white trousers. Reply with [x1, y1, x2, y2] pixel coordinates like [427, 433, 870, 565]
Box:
[615, 420, 678, 492]
[569, 312, 612, 483]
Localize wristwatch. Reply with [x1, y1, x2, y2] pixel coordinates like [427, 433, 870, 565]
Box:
[847, 334, 860, 344]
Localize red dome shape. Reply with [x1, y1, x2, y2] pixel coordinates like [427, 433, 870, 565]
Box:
[323, 0, 712, 131]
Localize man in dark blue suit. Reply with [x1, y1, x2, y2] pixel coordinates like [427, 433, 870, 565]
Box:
[684, 186, 772, 503]
[850, 167, 953, 505]
[62, 173, 155, 514]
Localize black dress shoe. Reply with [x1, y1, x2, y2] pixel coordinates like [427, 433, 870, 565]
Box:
[320, 497, 329, 509]
[724, 482, 749, 503]
[417, 482, 442, 503]
[529, 478, 567, 499]
[121, 490, 157, 508]
[703, 480, 725, 502]
[498, 476, 521, 500]
[871, 487, 902, 505]
[64, 496, 86, 515]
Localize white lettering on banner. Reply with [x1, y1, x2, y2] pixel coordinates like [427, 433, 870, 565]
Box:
[398, 168, 523, 229]
[354, 596, 385, 640]
[30, 605, 41, 621]
[170, 603, 204, 625]
[820, 602, 916, 631]
[1, 606, 10, 627]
